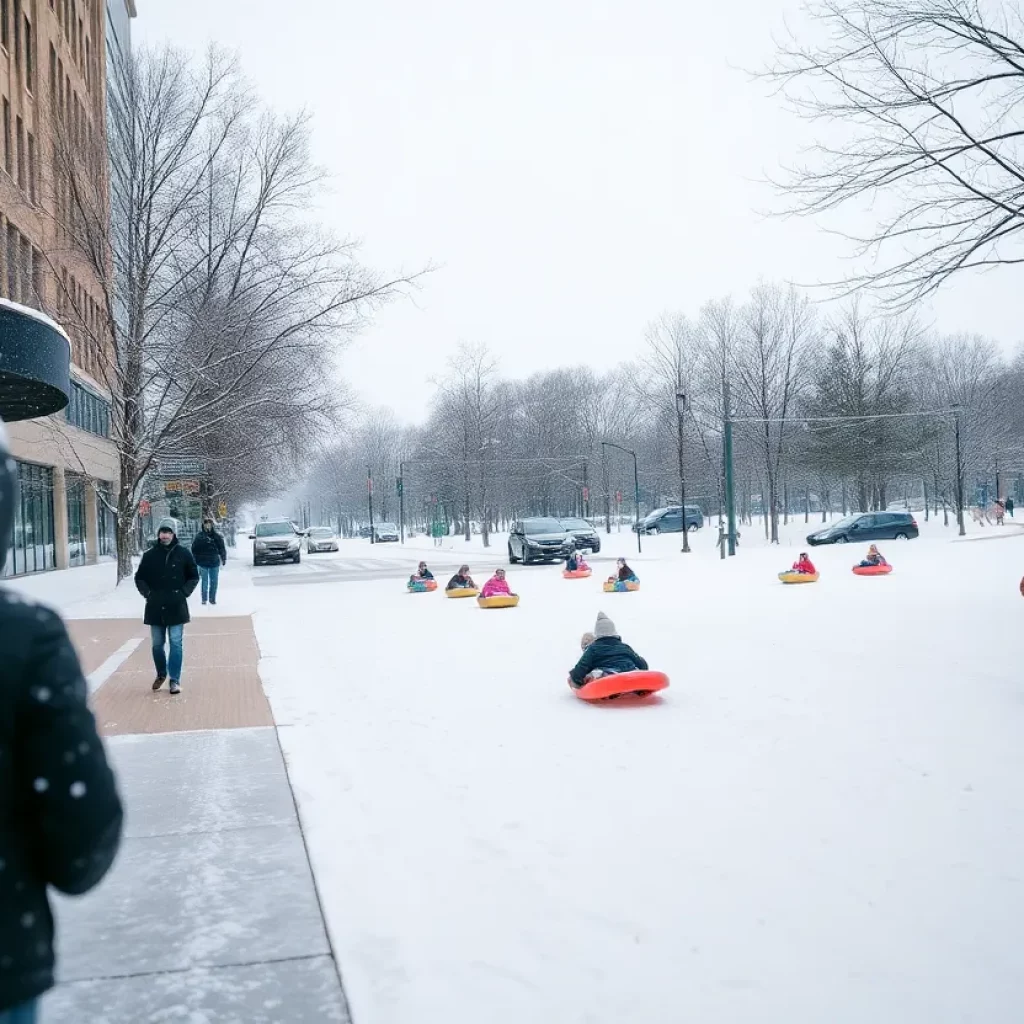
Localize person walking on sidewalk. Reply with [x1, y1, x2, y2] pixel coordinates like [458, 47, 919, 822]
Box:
[191, 518, 227, 606]
[135, 518, 199, 696]
[0, 420, 123, 1024]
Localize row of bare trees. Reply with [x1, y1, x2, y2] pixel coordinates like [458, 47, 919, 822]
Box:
[48, 43, 421, 580]
[304, 282, 1024, 546]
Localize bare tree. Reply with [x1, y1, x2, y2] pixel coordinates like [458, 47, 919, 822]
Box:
[51, 44, 422, 580]
[769, 0, 1024, 304]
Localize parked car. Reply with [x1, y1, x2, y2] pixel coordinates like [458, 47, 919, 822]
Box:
[306, 526, 339, 553]
[807, 511, 919, 546]
[634, 505, 703, 535]
[508, 517, 574, 564]
[253, 520, 302, 565]
[559, 517, 601, 553]
[373, 522, 400, 542]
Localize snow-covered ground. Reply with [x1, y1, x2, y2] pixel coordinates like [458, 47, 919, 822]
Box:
[10, 520, 1024, 1022]
[258, 524, 1024, 1024]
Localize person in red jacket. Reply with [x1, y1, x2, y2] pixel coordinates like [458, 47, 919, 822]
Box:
[792, 552, 816, 574]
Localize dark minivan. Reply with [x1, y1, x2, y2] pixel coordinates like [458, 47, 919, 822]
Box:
[807, 511, 919, 546]
[635, 505, 703, 535]
[508, 517, 574, 564]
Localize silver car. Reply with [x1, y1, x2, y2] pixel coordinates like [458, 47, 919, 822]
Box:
[306, 527, 339, 553]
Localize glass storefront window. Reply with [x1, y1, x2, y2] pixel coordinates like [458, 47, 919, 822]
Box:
[97, 481, 115, 557]
[3, 461, 55, 577]
[66, 473, 88, 567]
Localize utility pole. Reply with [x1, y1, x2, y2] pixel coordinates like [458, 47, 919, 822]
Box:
[582, 460, 589, 519]
[723, 381, 737, 556]
[398, 462, 406, 544]
[676, 389, 691, 554]
[602, 448, 611, 534]
[367, 465, 375, 544]
[953, 408, 966, 537]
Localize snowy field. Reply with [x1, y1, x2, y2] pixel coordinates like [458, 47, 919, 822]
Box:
[10, 518, 1024, 1023]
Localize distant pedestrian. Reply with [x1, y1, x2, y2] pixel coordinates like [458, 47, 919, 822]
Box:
[135, 517, 199, 696]
[191, 518, 227, 606]
[0, 420, 123, 1024]
[1007, 497, 1015, 517]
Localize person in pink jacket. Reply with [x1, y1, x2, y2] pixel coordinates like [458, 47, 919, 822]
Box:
[480, 568, 515, 598]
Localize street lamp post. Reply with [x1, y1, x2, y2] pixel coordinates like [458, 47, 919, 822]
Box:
[676, 389, 691, 554]
[723, 381, 737, 556]
[398, 461, 406, 544]
[367, 465, 375, 544]
[602, 441, 642, 555]
[953, 408, 966, 537]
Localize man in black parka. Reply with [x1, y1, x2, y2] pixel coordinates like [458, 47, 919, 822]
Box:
[134, 517, 199, 696]
[0, 421, 123, 1022]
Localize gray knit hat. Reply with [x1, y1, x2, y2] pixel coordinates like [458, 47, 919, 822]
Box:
[593, 611, 618, 639]
[156, 517, 178, 536]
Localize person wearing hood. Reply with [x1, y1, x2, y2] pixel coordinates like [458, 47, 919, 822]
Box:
[190, 518, 227, 606]
[135, 518, 200, 696]
[568, 612, 648, 688]
[0, 419, 123, 1022]
[445, 565, 476, 591]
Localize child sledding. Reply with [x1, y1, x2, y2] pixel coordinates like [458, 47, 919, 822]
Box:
[852, 544, 892, 576]
[778, 552, 818, 584]
[568, 612, 667, 701]
[603, 558, 640, 592]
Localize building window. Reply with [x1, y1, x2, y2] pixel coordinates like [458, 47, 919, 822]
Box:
[2, 97, 10, 174]
[26, 131, 35, 202]
[3, 462, 55, 576]
[66, 472, 87, 566]
[5, 224, 17, 300]
[23, 15, 32, 92]
[66, 379, 111, 438]
[19, 234, 30, 305]
[31, 244, 43, 305]
[49, 43, 55, 108]
[15, 114, 24, 190]
[1, 0, 8, 51]
[97, 482, 115, 556]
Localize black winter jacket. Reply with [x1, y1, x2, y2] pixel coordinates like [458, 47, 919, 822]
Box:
[134, 539, 200, 627]
[0, 594, 123, 1011]
[190, 529, 226, 568]
[569, 635, 648, 685]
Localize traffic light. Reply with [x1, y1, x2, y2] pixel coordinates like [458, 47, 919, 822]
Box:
[396, 477, 403, 496]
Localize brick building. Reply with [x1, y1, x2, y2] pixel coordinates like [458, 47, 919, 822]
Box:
[0, 0, 134, 575]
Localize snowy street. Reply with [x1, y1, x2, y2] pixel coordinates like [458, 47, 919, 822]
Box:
[15, 521, 1024, 1023]
[253, 525, 1024, 1023]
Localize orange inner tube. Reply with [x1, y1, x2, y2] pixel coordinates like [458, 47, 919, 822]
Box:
[574, 670, 669, 702]
[562, 569, 592, 579]
[852, 563, 892, 576]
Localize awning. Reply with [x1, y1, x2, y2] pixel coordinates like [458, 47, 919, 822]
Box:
[0, 298, 71, 421]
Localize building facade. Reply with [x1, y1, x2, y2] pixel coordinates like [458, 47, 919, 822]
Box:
[0, 0, 132, 575]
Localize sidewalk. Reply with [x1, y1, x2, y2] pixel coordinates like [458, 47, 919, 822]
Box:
[39, 613, 351, 1023]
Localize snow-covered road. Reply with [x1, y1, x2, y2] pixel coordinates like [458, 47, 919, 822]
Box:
[249, 526, 1024, 1024]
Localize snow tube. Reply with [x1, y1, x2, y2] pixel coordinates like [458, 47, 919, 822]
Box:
[603, 580, 640, 593]
[445, 587, 479, 598]
[477, 594, 520, 609]
[852, 564, 892, 576]
[407, 579, 437, 593]
[778, 571, 819, 584]
[562, 569, 593, 579]
[574, 670, 670, 702]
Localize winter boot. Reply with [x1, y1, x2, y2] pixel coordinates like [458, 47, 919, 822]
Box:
[152, 675, 166, 691]
[169, 680, 181, 695]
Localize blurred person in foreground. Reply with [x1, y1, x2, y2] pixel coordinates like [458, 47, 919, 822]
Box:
[0, 421, 123, 1023]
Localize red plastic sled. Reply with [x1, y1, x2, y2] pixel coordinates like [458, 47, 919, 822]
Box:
[562, 569, 593, 579]
[852, 563, 892, 576]
[574, 670, 669, 702]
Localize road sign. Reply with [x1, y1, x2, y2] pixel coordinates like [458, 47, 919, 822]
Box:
[615, 490, 622, 503]
[582, 486, 590, 501]
[139, 499, 151, 515]
[218, 502, 228, 518]
[155, 458, 207, 476]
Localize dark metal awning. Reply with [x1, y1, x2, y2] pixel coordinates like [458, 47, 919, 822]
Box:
[0, 298, 71, 421]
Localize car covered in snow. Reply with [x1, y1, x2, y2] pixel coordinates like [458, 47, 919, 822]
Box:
[306, 527, 339, 553]
[373, 522, 400, 542]
[253, 520, 302, 565]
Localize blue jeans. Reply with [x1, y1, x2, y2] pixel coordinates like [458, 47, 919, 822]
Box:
[151, 624, 184, 682]
[198, 564, 220, 603]
[0, 1000, 38, 1023]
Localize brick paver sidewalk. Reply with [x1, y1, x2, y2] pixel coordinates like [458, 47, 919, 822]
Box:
[45, 614, 350, 1023]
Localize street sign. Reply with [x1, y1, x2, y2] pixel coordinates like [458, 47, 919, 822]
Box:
[218, 502, 228, 519]
[615, 490, 622, 503]
[155, 458, 207, 476]
[139, 499, 151, 515]
[582, 486, 590, 501]
[164, 478, 200, 497]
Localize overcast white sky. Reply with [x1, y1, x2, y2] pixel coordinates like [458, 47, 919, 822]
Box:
[136, 0, 1020, 417]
